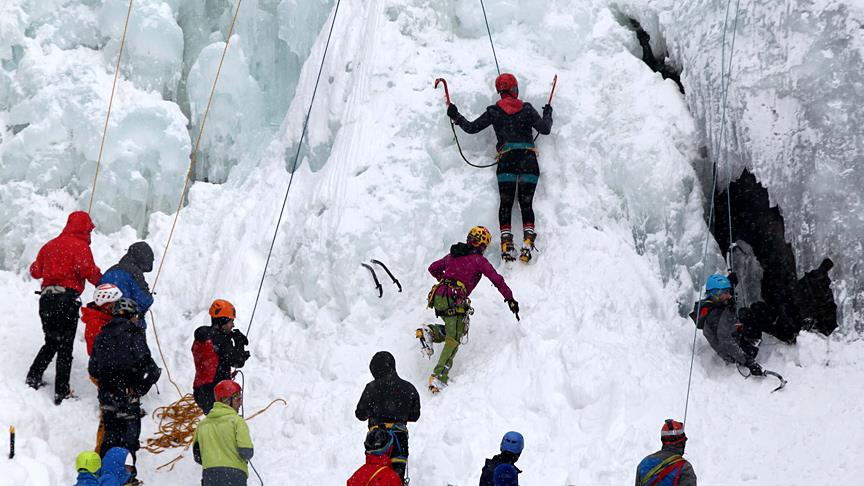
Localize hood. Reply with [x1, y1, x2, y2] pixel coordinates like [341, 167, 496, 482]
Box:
[121, 242, 154, 273]
[208, 401, 239, 419]
[100, 447, 131, 483]
[450, 242, 479, 258]
[61, 211, 95, 243]
[369, 351, 396, 379]
[496, 92, 524, 116]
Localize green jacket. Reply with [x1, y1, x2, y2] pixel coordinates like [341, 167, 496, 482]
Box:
[193, 402, 254, 475]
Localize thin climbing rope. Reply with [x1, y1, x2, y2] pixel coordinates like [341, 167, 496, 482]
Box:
[88, 0, 134, 214]
[720, 0, 743, 274]
[151, 0, 244, 293]
[682, 0, 743, 425]
[245, 0, 342, 338]
[479, 0, 500, 75]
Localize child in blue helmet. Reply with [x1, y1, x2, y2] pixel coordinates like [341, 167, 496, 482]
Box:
[479, 431, 523, 486]
[691, 274, 763, 375]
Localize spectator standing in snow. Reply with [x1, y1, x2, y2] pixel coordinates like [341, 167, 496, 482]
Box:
[418, 226, 518, 393]
[73, 451, 101, 486]
[192, 300, 251, 414]
[27, 211, 102, 405]
[89, 298, 161, 462]
[691, 274, 763, 376]
[81, 283, 123, 355]
[447, 74, 553, 263]
[99, 242, 154, 328]
[347, 429, 404, 486]
[635, 420, 697, 486]
[355, 351, 420, 483]
[193, 380, 254, 486]
[480, 431, 524, 486]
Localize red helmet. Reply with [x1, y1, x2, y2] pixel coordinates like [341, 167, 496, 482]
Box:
[660, 419, 686, 445]
[214, 380, 242, 401]
[495, 73, 518, 94]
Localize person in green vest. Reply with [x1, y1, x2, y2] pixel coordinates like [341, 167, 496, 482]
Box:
[193, 380, 254, 486]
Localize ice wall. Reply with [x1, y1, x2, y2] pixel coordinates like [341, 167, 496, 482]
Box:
[614, 0, 864, 329]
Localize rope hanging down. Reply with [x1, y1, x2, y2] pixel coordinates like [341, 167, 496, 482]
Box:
[88, 0, 134, 214]
[682, 0, 743, 424]
[151, 0, 244, 292]
[479, 0, 500, 75]
[719, 0, 743, 275]
[245, 0, 343, 338]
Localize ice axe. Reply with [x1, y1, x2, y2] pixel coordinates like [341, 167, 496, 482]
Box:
[546, 74, 558, 105]
[434, 77, 451, 105]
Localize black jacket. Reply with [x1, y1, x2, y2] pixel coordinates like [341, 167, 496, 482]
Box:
[355, 351, 420, 427]
[479, 452, 521, 486]
[453, 103, 552, 151]
[89, 317, 161, 404]
[194, 326, 250, 384]
[693, 298, 752, 366]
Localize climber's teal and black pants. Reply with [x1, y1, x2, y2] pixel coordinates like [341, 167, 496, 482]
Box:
[497, 146, 539, 234]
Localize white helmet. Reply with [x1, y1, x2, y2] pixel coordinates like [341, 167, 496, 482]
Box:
[93, 284, 122, 306]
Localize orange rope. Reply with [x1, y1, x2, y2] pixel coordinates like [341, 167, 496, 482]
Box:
[151, 0, 244, 293]
[88, 0, 134, 214]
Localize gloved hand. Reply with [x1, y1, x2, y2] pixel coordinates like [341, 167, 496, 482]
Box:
[447, 103, 460, 119]
[507, 299, 520, 315]
[748, 362, 764, 376]
[232, 329, 249, 346]
[543, 104, 553, 117]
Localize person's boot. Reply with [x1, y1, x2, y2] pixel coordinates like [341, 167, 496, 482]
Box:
[54, 389, 78, 406]
[25, 377, 46, 390]
[501, 232, 516, 262]
[428, 375, 447, 394]
[519, 230, 537, 263]
[415, 326, 434, 358]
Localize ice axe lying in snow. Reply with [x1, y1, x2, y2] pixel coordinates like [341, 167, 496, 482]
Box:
[361, 260, 402, 298]
[738, 365, 787, 393]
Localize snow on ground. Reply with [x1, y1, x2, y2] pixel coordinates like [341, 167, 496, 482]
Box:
[1, 0, 864, 485]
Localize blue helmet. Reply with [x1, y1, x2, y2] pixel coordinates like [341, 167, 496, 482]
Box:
[705, 274, 732, 294]
[500, 431, 524, 455]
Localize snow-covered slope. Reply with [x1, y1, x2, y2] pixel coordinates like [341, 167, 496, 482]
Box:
[2, 0, 863, 484]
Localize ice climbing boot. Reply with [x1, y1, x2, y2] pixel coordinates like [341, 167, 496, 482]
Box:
[25, 377, 47, 390]
[501, 232, 516, 262]
[54, 389, 78, 406]
[519, 230, 537, 263]
[428, 375, 447, 394]
[416, 326, 434, 358]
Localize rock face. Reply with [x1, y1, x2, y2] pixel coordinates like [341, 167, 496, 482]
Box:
[616, 0, 864, 330]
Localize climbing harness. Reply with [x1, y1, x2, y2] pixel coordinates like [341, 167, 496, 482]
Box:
[361, 260, 402, 298]
[427, 279, 474, 343]
[88, 0, 134, 214]
[245, 0, 342, 339]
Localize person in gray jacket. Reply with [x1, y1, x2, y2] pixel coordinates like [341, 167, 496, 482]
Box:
[691, 274, 763, 376]
[635, 419, 697, 486]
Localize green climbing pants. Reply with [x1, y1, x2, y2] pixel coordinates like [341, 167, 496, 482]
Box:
[430, 294, 467, 384]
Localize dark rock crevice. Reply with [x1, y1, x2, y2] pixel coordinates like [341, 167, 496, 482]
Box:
[712, 170, 837, 342]
[626, 19, 685, 94]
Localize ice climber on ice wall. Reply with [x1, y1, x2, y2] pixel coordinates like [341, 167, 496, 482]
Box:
[446, 73, 553, 263]
[418, 226, 519, 393]
[634, 420, 697, 486]
[26, 211, 103, 405]
[355, 351, 421, 483]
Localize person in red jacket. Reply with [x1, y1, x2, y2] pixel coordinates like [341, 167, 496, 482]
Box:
[192, 300, 250, 414]
[81, 284, 123, 355]
[347, 429, 404, 486]
[27, 211, 102, 405]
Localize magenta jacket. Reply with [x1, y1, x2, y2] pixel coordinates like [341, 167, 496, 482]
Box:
[428, 243, 514, 301]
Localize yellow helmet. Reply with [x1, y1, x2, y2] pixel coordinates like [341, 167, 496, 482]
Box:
[75, 451, 101, 474]
[467, 226, 492, 248]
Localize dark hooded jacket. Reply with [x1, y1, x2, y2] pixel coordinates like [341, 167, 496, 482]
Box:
[355, 351, 421, 427]
[29, 211, 102, 294]
[89, 316, 161, 405]
[100, 242, 154, 319]
[479, 452, 522, 486]
[693, 297, 752, 366]
[451, 98, 552, 152]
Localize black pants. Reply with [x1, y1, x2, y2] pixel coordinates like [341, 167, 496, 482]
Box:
[27, 292, 80, 397]
[194, 382, 216, 415]
[99, 400, 142, 459]
[496, 150, 540, 232]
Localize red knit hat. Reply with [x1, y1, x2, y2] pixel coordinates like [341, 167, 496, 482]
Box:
[661, 419, 687, 445]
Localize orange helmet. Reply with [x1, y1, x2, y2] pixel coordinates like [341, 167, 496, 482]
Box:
[209, 299, 236, 320]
